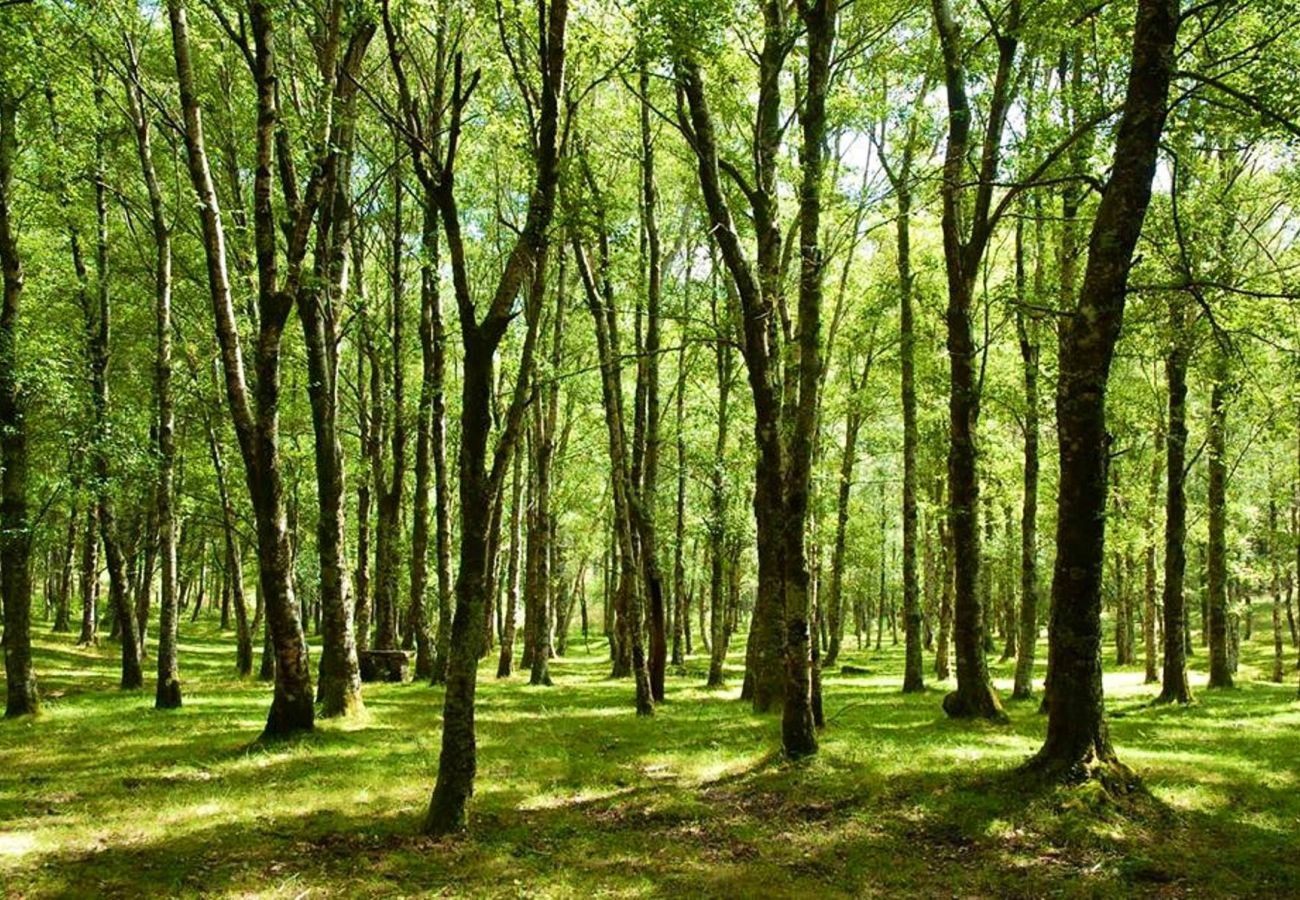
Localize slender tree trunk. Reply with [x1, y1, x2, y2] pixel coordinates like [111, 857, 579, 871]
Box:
[1207, 344, 1232, 689]
[413, 0, 567, 833]
[372, 145, 407, 654]
[706, 311, 733, 686]
[936, 508, 953, 680]
[671, 342, 688, 667]
[529, 245, 568, 684]
[125, 40, 181, 707]
[931, 0, 1015, 725]
[1271, 499, 1285, 682]
[302, 34, 368, 715]
[355, 300, 374, 653]
[1157, 293, 1193, 704]
[53, 498, 77, 633]
[896, 185, 924, 692]
[1143, 419, 1163, 683]
[497, 450, 524, 677]
[84, 65, 143, 691]
[576, 240, 652, 712]
[411, 194, 440, 682]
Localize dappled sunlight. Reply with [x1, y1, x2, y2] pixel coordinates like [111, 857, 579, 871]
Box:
[4, 624, 1300, 896]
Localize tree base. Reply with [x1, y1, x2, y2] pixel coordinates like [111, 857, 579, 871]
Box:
[154, 679, 183, 710]
[1020, 747, 1142, 798]
[317, 685, 364, 719]
[943, 687, 1009, 724]
[4, 687, 39, 718]
[424, 785, 468, 838]
[261, 692, 315, 740]
[1151, 688, 1194, 706]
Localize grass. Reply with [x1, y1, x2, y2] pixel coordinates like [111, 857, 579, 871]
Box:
[2, 619, 1299, 898]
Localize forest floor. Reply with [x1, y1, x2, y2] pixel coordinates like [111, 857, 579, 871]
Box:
[2, 622, 1298, 898]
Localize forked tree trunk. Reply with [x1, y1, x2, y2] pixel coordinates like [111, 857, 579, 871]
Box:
[395, 0, 567, 835]
[931, 0, 1017, 724]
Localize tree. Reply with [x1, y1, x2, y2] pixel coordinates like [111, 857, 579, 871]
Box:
[1026, 0, 1181, 782]
[382, 0, 570, 835]
[0, 60, 37, 719]
[929, 0, 1019, 723]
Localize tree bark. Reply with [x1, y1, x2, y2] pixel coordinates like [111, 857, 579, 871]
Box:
[497, 450, 524, 678]
[637, 59, 667, 702]
[576, 239, 652, 712]
[1143, 418, 1163, 683]
[411, 191, 441, 682]
[124, 38, 181, 708]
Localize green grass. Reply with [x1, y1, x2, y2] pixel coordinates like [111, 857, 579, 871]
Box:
[3, 620, 1298, 898]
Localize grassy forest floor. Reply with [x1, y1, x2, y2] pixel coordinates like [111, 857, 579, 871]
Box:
[2, 622, 1299, 898]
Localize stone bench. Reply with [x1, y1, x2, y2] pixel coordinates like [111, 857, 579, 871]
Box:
[359, 649, 410, 683]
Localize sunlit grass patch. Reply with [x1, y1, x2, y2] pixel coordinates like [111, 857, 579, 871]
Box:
[3, 622, 1299, 896]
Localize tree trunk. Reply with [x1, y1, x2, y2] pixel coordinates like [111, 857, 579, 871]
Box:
[706, 301, 733, 687]
[355, 298, 374, 653]
[125, 39, 181, 707]
[528, 281, 557, 689]
[412, 0, 567, 834]
[1157, 292, 1193, 704]
[0, 85, 38, 717]
[931, 0, 1016, 724]
[372, 145, 407, 654]
[301, 33, 369, 716]
[168, 0, 323, 737]
[671, 342, 688, 667]
[1027, 0, 1179, 782]
[576, 239, 652, 713]
[1271, 499, 1285, 682]
[53, 498, 77, 633]
[1142, 419, 1163, 683]
[410, 193, 439, 682]
[1207, 344, 1232, 689]
[497, 450, 524, 678]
